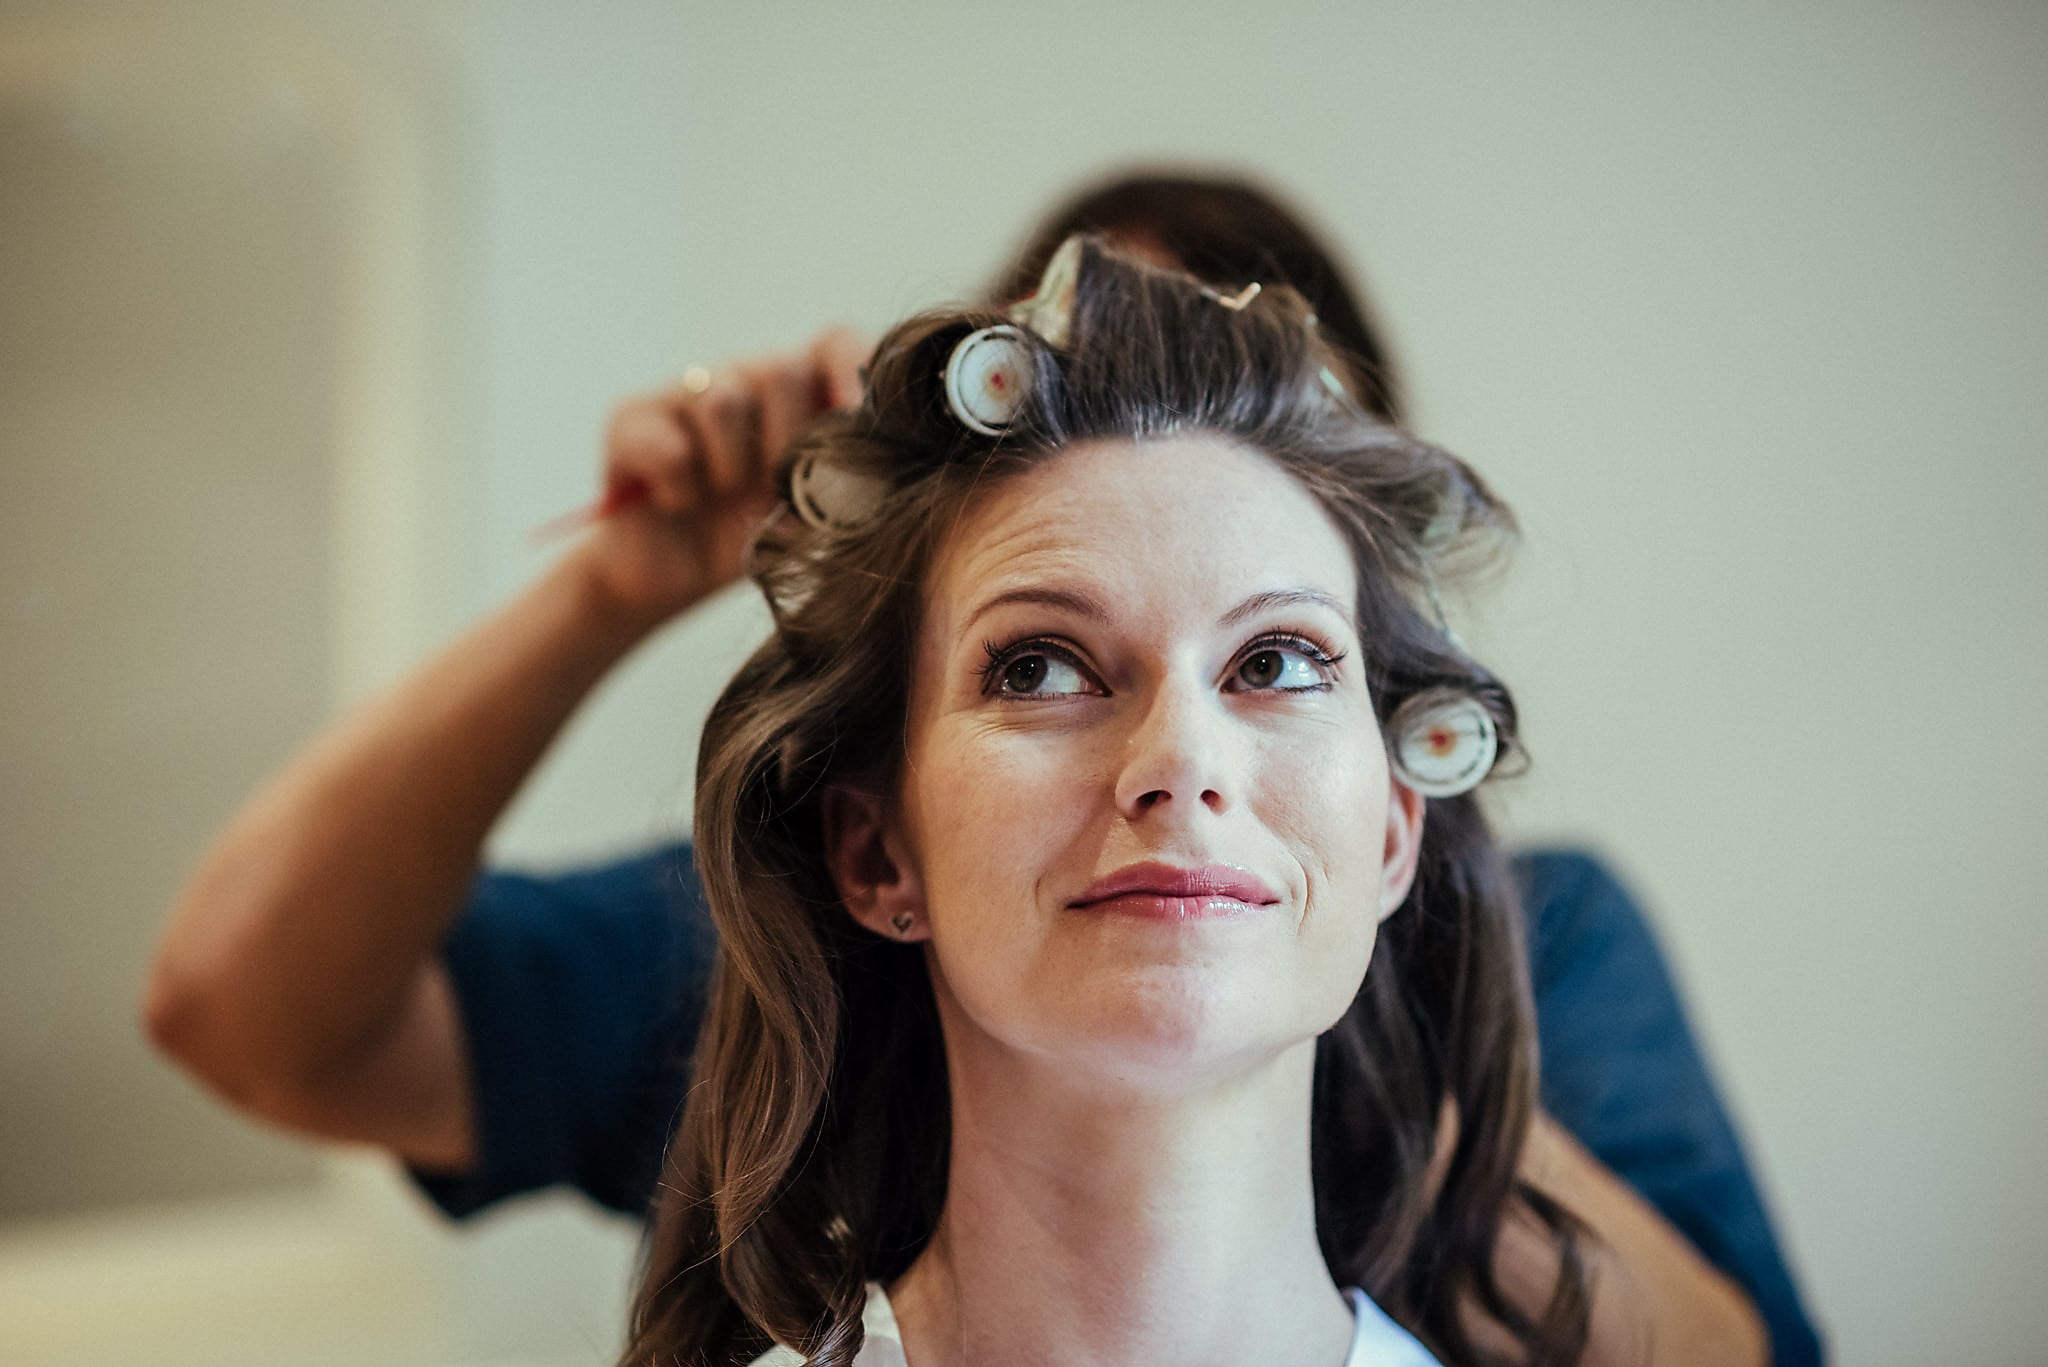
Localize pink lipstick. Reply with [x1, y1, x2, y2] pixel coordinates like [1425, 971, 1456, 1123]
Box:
[1068, 862, 1281, 921]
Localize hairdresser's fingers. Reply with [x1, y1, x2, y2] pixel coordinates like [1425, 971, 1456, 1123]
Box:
[680, 368, 761, 498]
[604, 392, 697, 516]
[613, 324, 863, 517]
[746, 356, 815, 490]
[806, 325, 870, 411]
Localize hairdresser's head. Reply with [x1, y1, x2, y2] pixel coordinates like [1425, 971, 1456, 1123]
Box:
[990, 170, 1404, 424]
[628, 239, 1567, 1367]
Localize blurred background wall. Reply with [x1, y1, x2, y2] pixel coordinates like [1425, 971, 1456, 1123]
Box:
[2, 1, 2042, 1363]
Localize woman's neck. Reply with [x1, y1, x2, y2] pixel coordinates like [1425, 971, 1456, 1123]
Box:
[886, 1035, 1358, 1367]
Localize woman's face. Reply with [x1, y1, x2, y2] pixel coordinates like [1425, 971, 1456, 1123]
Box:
[853, 435, 1421, 1092]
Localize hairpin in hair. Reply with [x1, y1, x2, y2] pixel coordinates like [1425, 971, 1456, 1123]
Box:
[1388, 693, 1499, 798]
[1214, 281, 1262, 311]
[788, 446, 889, 532]
[1007, 235, 1082, 347]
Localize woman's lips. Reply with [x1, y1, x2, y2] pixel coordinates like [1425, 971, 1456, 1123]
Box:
[1068, 862, 1282, 921]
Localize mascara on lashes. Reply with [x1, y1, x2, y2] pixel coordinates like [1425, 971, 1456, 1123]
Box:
[976, 632, 1347, 699]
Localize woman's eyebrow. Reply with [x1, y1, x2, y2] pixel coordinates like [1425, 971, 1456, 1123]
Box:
[1218, 587, 1350, 629]
[961, 586, 1113, 636]
[962, 586, 1350, 637]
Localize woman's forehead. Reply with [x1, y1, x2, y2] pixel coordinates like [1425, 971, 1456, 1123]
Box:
[926, 435, 1360, 634]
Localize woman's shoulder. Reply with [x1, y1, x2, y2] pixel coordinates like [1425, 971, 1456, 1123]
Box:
[744, 1282, 906, 1367]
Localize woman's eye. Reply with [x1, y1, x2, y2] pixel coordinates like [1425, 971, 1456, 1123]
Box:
[988, 647, 1095, 697]
[1232, 644, 1332, 692]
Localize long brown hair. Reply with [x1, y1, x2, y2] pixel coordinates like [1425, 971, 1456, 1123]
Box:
[623, 239, 1588, 1365]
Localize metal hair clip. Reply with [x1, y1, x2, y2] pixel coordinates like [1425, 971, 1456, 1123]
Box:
[1215, 281, 1262, 311]
[1007, 235, 1082, 347]
[1389, 693, 1499, 799]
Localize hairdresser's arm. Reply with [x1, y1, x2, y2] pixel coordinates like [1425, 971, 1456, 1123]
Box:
[1442, 1102, 1765, 1365]
[143, 331, 864, 1170]
[1513, 1112, 1768, 1366]
[1520, 849, 1821, 1364]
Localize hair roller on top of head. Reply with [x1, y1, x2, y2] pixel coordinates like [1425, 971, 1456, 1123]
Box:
[942, 325, 1037, 436]
[941, 235, 1089, 437]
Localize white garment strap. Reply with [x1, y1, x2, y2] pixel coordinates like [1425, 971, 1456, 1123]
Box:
[755, 1282, 1439, 1365]
[744, 1283, 905, 1366]
[1341, 1285, 1443, 1366]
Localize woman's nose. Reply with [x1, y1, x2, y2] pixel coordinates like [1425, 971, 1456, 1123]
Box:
[1113, 678, 1234, 820]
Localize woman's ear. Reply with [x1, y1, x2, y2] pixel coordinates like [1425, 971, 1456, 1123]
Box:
[821, 785, 929, 941]
[1378, 774, 1427, 921]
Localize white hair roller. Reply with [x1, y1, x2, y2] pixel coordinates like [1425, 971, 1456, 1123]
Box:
[788, 447, 889, 532]
[1389, 693, 1499, 799]
[942, 324, 1037, 436]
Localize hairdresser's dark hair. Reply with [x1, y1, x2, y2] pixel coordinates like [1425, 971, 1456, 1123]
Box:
[621, 239, 1588, 1366]
[990, 169, 1405, 425]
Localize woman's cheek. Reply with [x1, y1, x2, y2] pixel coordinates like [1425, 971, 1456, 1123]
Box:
[1258, 728, 1389, 884]
[916, 719, 1081, 881]
[1267, 716, 1382, 797]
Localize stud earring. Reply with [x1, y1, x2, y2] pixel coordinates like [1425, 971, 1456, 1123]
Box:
[890, 910, 916, 937]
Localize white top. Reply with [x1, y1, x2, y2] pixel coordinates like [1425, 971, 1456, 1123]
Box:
[746, 1281, 1442, 1366]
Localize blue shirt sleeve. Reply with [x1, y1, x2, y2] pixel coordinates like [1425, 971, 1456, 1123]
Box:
[1516, 849, 1823, 1367]
[408, 842, 711, 1219]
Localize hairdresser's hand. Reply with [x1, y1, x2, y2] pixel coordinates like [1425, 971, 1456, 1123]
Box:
[578, 325, 867, 626]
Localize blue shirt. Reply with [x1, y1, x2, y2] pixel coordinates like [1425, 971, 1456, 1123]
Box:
[415, 844, 1821, 1365]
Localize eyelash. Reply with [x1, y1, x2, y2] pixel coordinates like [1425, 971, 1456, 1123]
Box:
[1236, 632, 1347, 692]
[978, 636, 1091, 697]
[976, 632, 1348, 697]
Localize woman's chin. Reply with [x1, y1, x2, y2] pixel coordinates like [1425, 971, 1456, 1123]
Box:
[1016, 973, 1330, 1095]
[933, 944, 1359, 1097]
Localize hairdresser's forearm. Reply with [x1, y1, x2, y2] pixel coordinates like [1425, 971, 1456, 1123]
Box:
[143, 543, 667, 1127]
[1517, 1113, 1767, 1366]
